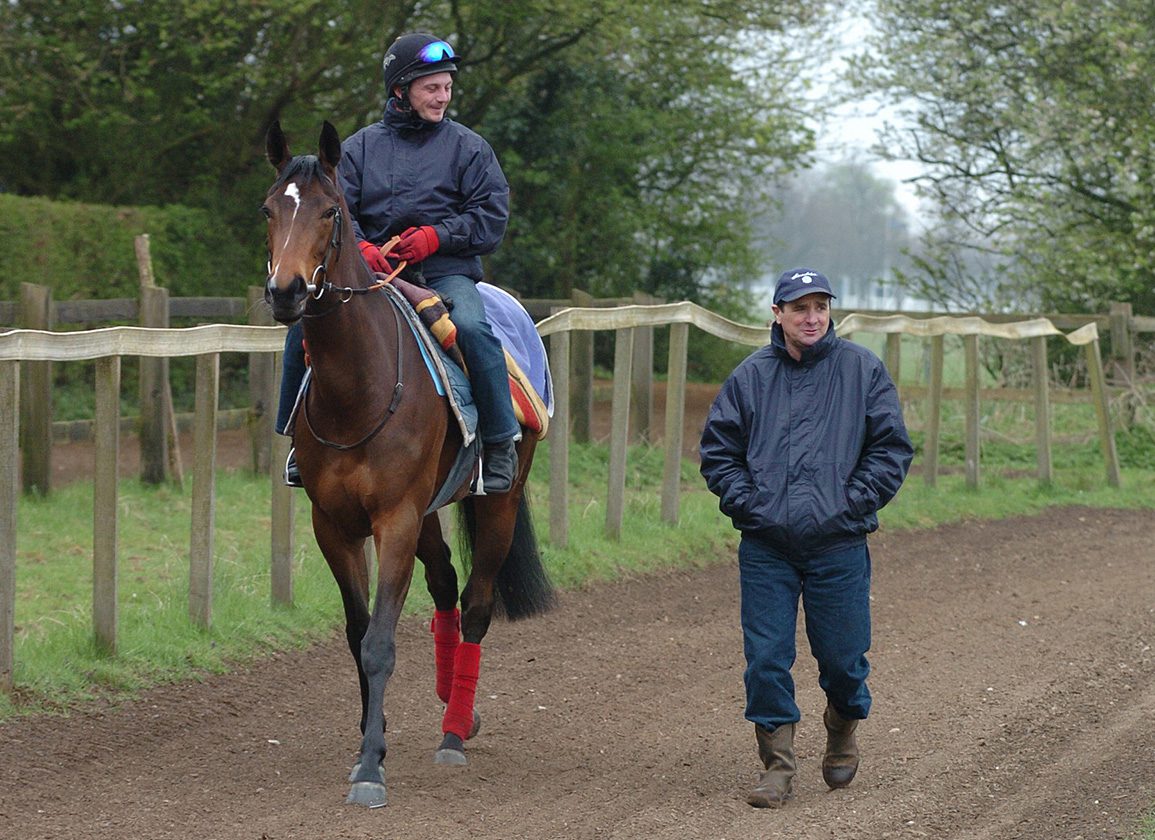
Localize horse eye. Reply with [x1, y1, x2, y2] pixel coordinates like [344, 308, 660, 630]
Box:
[323, 206, 338, 219]
[259, 204, 271, 219]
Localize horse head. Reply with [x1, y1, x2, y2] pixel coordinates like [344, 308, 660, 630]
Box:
[262, 120, 352, 324]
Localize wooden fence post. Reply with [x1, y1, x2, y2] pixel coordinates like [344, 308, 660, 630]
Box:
[661, 322, 689, 525]
[1086, 338, 1121, 488]
[964, 334, 980, 489]
[923, 335, 944, 487]
[570, 290, 595, 443]
[1031, 336, 1053, 484]
[605, 328, 634, 540]
[18, 282, 53, 496]
[1108, 301, 1135, 385]
[247, 287, 276, 476]
[548, 325, 571, 548]
[629, 291, 655, 443]
[0, 360, 18, 693]
[267, 341, 294, 607]
[189, 353, 220, 627]
[1108, 301, 1135, 428]
[138, 282, 170, 485]
[93, 356, 121, 653]
[885, 333, 902, 385]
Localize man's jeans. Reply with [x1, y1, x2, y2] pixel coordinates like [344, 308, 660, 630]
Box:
[738, 534, 872, 730]
[274, 274, 519, 445]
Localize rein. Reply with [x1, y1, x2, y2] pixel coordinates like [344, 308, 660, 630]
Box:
[300, 234, 409, 315]
[300, 247, 408, 451]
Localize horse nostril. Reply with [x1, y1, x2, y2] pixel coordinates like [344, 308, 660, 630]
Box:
[267, 274, 307, 300]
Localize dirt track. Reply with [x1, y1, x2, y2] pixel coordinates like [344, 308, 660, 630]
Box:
[2, 506, 1154, 839]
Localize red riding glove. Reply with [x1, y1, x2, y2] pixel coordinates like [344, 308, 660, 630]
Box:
[357, 239, 395, 274]
[394, 225, 440, 264]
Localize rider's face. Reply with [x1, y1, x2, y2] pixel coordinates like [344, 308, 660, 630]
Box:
[404, 72, 453, 123]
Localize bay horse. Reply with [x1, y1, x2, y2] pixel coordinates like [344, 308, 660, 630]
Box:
[261, 120, 555, 808]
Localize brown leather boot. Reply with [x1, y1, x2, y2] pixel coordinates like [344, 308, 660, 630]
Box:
[821, 703, 860, 789]
[748, 723, 796, 808]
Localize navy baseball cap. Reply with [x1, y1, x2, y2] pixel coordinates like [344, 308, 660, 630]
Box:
[773, 268, 836, 304]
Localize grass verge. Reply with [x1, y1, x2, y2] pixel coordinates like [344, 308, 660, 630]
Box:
[4, 441, 1155, 721]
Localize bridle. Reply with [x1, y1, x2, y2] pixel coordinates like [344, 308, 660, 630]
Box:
[267, 211, 406, 307]
[266, 195, 408, 450]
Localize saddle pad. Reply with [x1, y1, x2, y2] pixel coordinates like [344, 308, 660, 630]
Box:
[478, 282, 554, 439]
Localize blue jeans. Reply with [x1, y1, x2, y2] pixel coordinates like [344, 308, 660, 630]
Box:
[738, 535, 872, 730]
[274, 276, 519, 444]
[276, 321, 306, 436]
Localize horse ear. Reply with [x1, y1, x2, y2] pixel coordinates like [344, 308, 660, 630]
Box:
[319, 121, 342, 172]
[266, 120, 291, 172]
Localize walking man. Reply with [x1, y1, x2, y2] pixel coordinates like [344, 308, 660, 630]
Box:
[699, 267, 913, 807]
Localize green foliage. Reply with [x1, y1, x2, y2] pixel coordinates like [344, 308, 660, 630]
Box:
[0, 0, 831, 306]
[851, 0, 1155, 312]
[0, 193, 258, 302]
[482, 6, 821, 303]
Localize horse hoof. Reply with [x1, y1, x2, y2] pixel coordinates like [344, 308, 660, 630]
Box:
[346, 781, 388, 808]
[434, 747, 468, 766]
[468, 709, 482, 740]
[434, 732, 467, 766]
[348, 761, 385, 784]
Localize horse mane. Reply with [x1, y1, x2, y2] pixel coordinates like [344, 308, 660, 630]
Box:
[271, 155, 335, 192]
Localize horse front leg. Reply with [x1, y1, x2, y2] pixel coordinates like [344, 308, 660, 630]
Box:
[346, 516, 419, 809]
[311, 510, 373, 733]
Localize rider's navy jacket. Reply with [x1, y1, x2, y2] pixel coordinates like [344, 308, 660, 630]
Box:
[338, 100, 510, 282]
[699, 321, 913, 557]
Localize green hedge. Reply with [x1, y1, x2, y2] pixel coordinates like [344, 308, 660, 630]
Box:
[0, 193, 261, 301]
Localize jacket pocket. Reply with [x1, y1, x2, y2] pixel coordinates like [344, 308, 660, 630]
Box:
[797, 462, 871, 540]
[737, 465, 788, 532]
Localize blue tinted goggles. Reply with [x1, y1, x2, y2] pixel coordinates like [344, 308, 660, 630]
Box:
[417, 40, 456, 63]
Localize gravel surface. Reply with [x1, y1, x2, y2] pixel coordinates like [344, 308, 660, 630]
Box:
[2, 507, 1154, 840]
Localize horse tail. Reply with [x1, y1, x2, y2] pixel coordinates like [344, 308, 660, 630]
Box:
[458, 490, 557, 621]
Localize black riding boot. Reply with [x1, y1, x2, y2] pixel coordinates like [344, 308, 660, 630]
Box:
[480, 438, 518, 494]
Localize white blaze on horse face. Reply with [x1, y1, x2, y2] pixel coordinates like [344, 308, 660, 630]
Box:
[271, 182, 303, 278]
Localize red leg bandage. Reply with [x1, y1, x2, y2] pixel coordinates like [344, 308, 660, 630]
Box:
[442, 642, 481, 740]
[431, 608, 460, 704]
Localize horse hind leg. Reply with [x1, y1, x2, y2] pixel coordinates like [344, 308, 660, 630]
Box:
[417, 513, 461, 705]
[432, 491, 532, 765]
[417, 513, 483, 764]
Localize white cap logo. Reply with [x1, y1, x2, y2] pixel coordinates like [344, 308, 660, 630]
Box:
[792, 271, 817, 284]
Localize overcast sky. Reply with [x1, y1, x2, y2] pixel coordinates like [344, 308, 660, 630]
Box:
[810, 10, 925, 222]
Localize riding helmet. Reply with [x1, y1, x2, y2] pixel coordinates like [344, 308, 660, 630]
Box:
[382, 33, 459, 97]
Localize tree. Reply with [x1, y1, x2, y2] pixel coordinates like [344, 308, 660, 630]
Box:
[849, 0, 1155, 313]
[752, 160, 916, 307]
[483, 4, 826, 306]
[0, 0, 831, 303]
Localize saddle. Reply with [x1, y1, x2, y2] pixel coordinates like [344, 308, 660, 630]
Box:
[386, 273, 552, 439]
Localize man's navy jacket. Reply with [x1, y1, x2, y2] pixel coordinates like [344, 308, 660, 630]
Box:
[699, 321, 914, 557]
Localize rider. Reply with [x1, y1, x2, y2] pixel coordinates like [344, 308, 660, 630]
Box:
[275, 32, 520, 494]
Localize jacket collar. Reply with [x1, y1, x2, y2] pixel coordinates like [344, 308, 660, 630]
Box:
[770, 320, 838, 365]
[383, 98, 444, 133]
